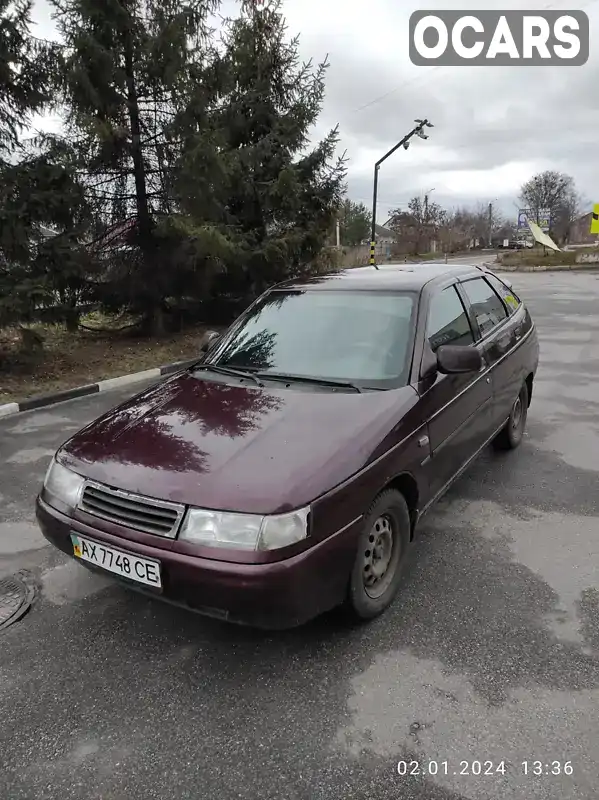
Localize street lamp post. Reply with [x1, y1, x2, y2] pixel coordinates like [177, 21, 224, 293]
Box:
[369, 119, 434, 268]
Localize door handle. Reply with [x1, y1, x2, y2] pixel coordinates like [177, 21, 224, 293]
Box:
[418, 435, 429, 448]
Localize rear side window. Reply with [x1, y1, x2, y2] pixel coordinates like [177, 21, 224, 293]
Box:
[485, 274, 522, 315]
[427, 286, 474, 352]
[461, 277, 508, 337]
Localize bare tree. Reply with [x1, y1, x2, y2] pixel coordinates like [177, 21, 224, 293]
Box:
[389, 196, 446, 255]
[519, 170, 581, 243]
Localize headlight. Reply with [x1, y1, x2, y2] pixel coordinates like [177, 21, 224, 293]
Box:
[179, 506, 309, 551]
[43, 458, 85, 511]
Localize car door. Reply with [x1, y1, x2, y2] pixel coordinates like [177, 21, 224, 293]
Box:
[458, 275, 522, 430]
[418, 283, 493, 500]
[484, 272, 535, 385]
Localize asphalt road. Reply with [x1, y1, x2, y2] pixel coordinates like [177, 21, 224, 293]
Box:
[2, 271, 599, 800]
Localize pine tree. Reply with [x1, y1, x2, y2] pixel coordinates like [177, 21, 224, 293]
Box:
[174, 0, 347, 299]
[0, 0, 51, 158]
[0, 1, 63, 338]
[0, 143, 94, 333]
[339, 199, 371, 247]
[48, 0, 220, 332]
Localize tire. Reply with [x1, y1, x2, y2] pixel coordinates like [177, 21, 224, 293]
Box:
[492, 382, 528, 451]
[346, 489, 411, 621]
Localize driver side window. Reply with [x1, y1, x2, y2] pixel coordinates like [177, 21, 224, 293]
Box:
[427, 286, 475, 353]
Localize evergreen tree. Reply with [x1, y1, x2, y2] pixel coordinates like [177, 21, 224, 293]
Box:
[48, 0, 220, 332]
[0, 0, 51, 158]
[0, 1, 63, 339]
[174, 0, 347, 299]
[0, 144, 93, 333]
[339, 199, 371, 246]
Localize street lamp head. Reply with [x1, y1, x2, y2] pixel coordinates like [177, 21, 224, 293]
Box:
[403, 140, 411, 150]
[416, 130, 429, 140]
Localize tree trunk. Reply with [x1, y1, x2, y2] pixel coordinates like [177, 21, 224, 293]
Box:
[64, 308, 80, 333]
[139, 304, 168, 337]
[123, 11, 159, 334]
[18, 326, 44, 354]
[123, 28, 150, 236]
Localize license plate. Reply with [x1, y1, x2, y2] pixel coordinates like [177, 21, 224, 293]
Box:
[70, 533, 162, 588]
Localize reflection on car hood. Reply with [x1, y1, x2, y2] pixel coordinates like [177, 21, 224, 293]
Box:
[59, 372, 419, 514]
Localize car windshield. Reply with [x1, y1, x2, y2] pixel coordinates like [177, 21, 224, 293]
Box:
[204, 289, 417, 387]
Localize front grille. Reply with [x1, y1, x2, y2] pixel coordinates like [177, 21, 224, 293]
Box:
[79, 482, 184, 538]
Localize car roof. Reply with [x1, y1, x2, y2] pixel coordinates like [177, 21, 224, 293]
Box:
[274, 263, 489, 293]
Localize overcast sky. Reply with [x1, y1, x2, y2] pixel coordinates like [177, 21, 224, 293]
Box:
[31, 0, 599, 223]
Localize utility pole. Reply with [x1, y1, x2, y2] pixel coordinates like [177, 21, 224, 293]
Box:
[424, 188, 435, 252]
[335, 217, 340, 249]
[370, 118, 434, 268]
[488, 202, 493, 248]
[424, 188, 434, 220]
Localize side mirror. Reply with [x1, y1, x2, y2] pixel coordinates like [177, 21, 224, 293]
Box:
[436, 345, 482, 374]
[199, 330, 221, 352]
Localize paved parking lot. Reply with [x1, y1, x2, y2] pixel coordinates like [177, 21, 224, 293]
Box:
[1, 271, 599, 800]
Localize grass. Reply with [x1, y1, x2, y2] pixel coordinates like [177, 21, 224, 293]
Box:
[0, 317, 211, 405]
[497, 248, 580, 267]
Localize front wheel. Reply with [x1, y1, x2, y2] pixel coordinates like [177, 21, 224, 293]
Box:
[493, 382, 528, 451]
[346, 489, 411, 621]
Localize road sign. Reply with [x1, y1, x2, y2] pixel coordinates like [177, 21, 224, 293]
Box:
[591, 204, 599, 234]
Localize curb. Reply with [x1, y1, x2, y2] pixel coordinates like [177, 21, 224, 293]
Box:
[0, 357, 199, 420]
[496, 262, 599, 273]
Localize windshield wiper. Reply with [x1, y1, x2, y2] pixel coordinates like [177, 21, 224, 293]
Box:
[256, 372, 362, 393]
[193, 364, 264, 387]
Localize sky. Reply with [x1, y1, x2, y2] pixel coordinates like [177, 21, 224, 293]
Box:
[30, 0, 599, 225]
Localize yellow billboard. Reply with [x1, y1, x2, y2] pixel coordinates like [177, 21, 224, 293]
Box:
[591, 204, 599, 235]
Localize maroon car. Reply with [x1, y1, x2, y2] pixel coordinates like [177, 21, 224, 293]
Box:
[36, 264, 538, 628]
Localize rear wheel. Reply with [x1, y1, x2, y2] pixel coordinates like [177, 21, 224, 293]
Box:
[493, 382, 528, 451]
[347, 489, 411, 621]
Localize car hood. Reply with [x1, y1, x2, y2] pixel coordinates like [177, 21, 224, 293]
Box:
[59, 372, 418, 514]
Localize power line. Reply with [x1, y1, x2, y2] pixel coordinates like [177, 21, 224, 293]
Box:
[349, 0, 598, 117]
[351, 66, 442, 114]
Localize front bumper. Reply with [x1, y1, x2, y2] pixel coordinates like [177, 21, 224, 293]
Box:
[36, 496, 361, 629]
